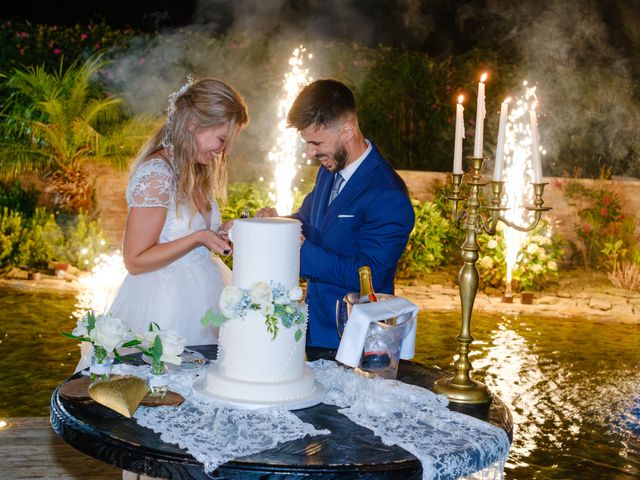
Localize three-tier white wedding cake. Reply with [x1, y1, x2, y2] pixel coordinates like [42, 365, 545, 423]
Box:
[196, 217, 325, 409]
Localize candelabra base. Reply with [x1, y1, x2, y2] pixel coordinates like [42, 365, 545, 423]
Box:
[433, 377, 492, 405]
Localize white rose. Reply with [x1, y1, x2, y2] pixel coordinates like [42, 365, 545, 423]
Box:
[531, 263, 543, 273]
[487, 239, 498, 250]
[548, 261, 558, 271]
[260, 303, 275, 316]
[89, 314, 129, 353]
[134, 330, 156, 349]
[288, 286, 303, 302]
[158, 330, 186, 365]
[249, 282, 272, 306]
[72, 316, 89, 337]
[219, 286, 244, 318]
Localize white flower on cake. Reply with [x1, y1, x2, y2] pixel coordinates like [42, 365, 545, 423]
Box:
[201, 281, 306, 342]
[249, 281, 273, 306]
[220, 285, 247, 317]
[288, 286, 303, 302]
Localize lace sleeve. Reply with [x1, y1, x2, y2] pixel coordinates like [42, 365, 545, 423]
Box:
[126, 159, 175, 208]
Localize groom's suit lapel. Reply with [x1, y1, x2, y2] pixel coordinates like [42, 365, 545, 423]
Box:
[321, 147, 379, 232]
[311, 168, 333, 229]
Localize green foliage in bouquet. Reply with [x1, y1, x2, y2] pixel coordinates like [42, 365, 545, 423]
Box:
[476, 221, 564, 292]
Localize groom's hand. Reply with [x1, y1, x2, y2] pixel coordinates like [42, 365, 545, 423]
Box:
[254, 207, 279, 218]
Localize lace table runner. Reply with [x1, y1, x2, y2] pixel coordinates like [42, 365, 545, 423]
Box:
[108, 361, 510, 480]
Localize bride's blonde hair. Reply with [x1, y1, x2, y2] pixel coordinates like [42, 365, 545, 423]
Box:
[132, 78, 248, 218]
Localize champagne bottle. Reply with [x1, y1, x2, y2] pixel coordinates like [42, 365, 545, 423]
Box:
[358, 266, 378, 303]
[358, 265, 391, 372]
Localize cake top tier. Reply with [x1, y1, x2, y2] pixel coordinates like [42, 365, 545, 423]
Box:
[230, 217, 301, 290]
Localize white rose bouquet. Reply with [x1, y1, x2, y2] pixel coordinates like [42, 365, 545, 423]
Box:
[134, 323, 186, 375]
[201, 281, 306, 342]
[63, 311, 137, 379]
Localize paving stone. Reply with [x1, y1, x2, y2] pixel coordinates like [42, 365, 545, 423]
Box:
[588, 296, 613, 311]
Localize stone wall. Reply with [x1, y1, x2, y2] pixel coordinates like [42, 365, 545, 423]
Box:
[29, 167, 640, 249]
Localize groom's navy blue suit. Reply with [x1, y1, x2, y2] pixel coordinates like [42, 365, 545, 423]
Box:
[293, 142, 414, 348]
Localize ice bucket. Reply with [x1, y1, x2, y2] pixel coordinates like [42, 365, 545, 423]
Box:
[336, 293, 414, 379]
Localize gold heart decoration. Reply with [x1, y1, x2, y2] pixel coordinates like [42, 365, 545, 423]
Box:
[88, 376, 148, 418]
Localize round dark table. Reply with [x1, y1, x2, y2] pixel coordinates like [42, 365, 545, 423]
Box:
[51, 346, 512, 480]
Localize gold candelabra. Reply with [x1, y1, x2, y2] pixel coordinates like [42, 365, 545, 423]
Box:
[433, 156, 551, 404]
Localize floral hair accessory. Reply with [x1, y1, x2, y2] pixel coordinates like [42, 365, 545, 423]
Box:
[161, 74, 194, 166]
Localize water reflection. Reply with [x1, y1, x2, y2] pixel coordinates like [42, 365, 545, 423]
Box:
[414, 311, 640, 479]
[1, 283, 638, 479]
[73, 251, 126, 318]
[474, 316, 552, 465]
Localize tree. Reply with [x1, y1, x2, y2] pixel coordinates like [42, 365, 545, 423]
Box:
[0, 54, 157, 212]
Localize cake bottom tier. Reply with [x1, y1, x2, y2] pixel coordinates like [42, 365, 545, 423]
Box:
[201, 364, 321, 406]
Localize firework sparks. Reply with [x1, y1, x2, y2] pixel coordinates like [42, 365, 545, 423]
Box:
[267, 46, 313, 215]
[501, 82, 544, 291]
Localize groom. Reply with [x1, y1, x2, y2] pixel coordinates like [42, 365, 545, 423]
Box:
[258, 79, 414, 348]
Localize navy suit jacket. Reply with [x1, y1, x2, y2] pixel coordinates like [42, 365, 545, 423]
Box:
[292, 142, 415, 348]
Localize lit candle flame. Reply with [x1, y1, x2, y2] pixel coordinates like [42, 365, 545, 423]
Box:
[504, 97, 512, 104]
[480, 72, 488, 83]
[457, 94, 464, 104]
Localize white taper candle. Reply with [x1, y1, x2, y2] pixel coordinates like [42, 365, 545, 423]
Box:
[493, 98, 510, 181]
[529, 108, 542, 183]
[473, 73, 487, 158]
[453, 95, 465, 174]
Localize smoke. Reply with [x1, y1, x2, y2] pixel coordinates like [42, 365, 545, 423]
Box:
[487, 0, 640, 177]
[101, 0, 406, 180]
[100, 0, 640, 178]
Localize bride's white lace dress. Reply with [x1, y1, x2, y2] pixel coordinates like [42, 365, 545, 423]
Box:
[107, 158, 230, 346]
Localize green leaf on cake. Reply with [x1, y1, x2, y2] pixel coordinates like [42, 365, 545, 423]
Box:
[295, 328, 302, 342]
[265, 315, 279, 340]
[200, 309, 228, 327]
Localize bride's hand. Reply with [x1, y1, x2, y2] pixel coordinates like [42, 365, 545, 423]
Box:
[218, 219, 234, 240]
[197, 229, 232, 255]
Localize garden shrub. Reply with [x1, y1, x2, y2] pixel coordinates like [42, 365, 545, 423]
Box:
[0, 207, 23, 266]
[15, 208, 64, 269]
[0, 207, 110, 271]
[564, 182, 636, 269]
[476, 221, 563, 292]
[397, 200, 460, 278]
[601, 240, 640, 291]
[0, 180, 39, 217]
[58, 211, 110, 269]
[0, 20, 136, 73]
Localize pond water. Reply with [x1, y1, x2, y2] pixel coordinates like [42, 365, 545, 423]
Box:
[0, 286, 638, 479]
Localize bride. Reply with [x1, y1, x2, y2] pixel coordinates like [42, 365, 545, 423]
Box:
[107, 77, 249, 346]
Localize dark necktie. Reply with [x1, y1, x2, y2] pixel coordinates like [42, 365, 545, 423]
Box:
[328, 173, 345, 205]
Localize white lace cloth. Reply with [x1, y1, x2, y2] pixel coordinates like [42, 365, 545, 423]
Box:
[106, 361, 510, 480]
